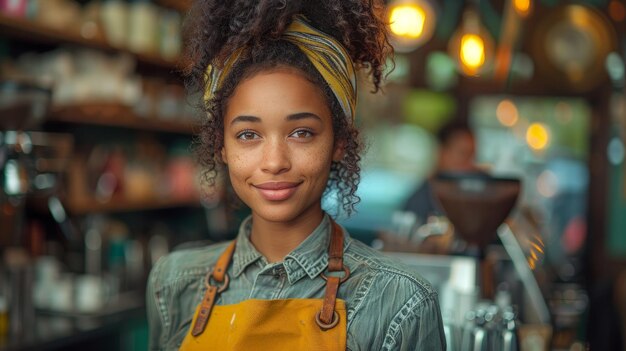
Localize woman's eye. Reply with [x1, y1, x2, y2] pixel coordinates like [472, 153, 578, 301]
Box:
[290, 130, 313, 138]
[237, 131, 259, 140]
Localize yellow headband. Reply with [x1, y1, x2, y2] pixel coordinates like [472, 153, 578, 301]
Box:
[204, 16, 357, 123]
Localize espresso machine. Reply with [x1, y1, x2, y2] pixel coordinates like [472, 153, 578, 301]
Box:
[0, 80, 51, 245]
[0, 79, 75, 338]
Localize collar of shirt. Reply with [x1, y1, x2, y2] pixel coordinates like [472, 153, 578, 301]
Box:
[231, 214, 348, 285]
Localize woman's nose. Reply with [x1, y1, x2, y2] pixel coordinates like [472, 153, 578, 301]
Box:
[261, 139, 291, 174]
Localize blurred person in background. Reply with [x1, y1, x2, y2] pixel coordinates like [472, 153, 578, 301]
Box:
[403, 121, 478, 226]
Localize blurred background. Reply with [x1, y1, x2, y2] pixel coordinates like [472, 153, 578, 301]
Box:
[0, 0, 625, 350]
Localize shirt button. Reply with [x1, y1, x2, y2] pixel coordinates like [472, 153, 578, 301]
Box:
[273, 266, 285, 278]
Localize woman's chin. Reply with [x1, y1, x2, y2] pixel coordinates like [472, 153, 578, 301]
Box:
[248, 201, 321, 224]
[250, 206, 304, 224]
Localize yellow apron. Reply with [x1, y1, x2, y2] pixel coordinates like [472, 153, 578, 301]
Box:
[180, 221, 349, 351]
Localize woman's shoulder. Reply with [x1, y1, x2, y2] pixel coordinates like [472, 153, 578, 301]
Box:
[148, 241, 233, 292]
[343, 237, 436, 298]
[342, 236, 445, 350]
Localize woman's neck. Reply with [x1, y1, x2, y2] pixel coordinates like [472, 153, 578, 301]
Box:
[249, 207, 325, 263]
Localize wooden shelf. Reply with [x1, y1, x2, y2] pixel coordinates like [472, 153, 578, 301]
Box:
[156, 0, 192, 12]
[66, 195, 202, 215]
[0, 13, 180, 70]
[48, 104, 197, 135]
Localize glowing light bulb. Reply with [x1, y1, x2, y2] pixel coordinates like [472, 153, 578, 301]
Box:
[387, 0, 436, 52]
[448, 9, 493, 76]
[514, 0, 531, 17]
[460, 34, 485, 70]
[526, 123, 550, 150]
[390, 5, 426, 38]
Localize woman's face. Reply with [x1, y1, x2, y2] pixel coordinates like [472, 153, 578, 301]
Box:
[222, 69, 342, 223]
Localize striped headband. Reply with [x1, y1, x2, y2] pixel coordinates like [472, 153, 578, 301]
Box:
[204, 16, 357, 123]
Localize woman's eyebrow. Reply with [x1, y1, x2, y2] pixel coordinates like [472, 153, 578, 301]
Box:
[286, 112, 322, 121]
[231, 115, 261, 125]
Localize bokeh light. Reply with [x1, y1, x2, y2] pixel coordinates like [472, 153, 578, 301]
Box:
[606, 52, 625, 84]
[460, 34, 485, 70]
[514, 0, 531, 17]
[537, 170, 559, 198]
[496, 99, 519, 127]
[389, 4, 426, 38]
[526, 123, 550, 150]
[387, 0, 436, 52]
[608, 137, 625, 165]
[448, 9, 494, 76]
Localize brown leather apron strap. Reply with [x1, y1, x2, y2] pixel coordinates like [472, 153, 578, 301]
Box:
[327, 221, 344, 272]
[317, 276, 341, 329]
[191, 240, 236, 337]
[317, 220, 350, 330]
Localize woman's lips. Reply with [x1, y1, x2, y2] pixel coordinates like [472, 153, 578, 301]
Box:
[253, 182, 302, 201]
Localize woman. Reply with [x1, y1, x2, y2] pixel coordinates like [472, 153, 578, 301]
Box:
[147, 1, 446, 350]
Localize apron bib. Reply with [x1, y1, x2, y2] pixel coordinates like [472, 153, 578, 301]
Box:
[180, 221, 349, 351]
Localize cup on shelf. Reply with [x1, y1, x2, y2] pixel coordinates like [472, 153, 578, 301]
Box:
[49, 273, 74, 312]
[75, 274, 107, 313]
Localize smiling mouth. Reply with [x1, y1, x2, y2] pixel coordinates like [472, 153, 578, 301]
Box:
[253, 182, 302, 201]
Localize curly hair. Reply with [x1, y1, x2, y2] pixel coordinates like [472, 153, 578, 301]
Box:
[182, 0, 391, 216]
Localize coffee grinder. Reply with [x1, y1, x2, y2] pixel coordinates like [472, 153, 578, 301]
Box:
[432, 172, 552, 350]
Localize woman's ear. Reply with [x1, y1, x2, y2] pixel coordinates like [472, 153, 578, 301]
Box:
[220, 148, 228, 164]
[332, 141, 345, 162]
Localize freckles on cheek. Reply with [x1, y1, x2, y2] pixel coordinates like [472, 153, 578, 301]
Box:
[228, 154, 249, 174]
[301, 144, 334, 175]
[231, 152, 260, 184]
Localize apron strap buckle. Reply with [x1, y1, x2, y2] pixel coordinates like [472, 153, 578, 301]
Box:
[206, 272, 230, 293]
[191, 241, 237, 337]
[320, 266, 351, 284]
[315, 310, 340, 330]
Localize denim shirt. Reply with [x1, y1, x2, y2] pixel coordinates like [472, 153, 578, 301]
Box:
[146, 214, 446, 350]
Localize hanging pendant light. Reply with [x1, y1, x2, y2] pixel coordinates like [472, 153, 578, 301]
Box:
[387, 0, 437, 53]
[513, 0, 532, 18]
[448, 8, 495, 77]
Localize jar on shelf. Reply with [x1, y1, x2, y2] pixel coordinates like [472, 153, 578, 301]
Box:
[159, 9, 181, 60]
[101, 0, 129, 49]
[128, 0, 160, 55]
